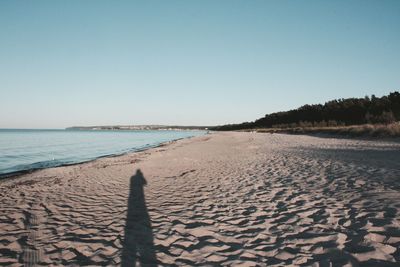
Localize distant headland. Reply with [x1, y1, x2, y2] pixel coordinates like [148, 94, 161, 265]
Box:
[66, 125, 210, 131]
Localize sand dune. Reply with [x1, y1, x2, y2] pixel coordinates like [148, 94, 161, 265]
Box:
[0, 132, 399, 266]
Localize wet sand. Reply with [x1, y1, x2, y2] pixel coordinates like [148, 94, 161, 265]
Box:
[0, 132, 399, 266]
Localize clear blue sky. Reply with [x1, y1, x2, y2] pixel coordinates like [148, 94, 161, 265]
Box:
[1, 1, 399, 128]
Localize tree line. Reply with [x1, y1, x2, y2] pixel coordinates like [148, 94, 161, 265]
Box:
[213, 91, 400, 131]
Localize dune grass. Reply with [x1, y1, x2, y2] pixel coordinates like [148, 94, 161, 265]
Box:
[248, 122, 400, 138]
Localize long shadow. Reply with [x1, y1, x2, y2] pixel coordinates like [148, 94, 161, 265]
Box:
[121, 169, 157, 267]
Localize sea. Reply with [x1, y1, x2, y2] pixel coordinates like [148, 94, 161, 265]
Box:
[0, 129, 205, 176]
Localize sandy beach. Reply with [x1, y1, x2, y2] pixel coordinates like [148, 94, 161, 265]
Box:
[0, 132, 399, 266]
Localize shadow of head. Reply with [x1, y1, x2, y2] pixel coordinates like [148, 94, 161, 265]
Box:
[131, 169, 147, 188]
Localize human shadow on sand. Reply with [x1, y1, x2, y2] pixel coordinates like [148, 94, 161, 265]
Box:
[121, 169, 157, 267]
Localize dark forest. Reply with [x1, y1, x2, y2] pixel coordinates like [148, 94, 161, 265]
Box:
[214, 92, 400, 131]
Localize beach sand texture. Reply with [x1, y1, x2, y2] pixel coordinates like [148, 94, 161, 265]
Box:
[0, 132, 399, 266]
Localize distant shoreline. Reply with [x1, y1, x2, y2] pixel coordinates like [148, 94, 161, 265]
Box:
[66, 125, 210, 131]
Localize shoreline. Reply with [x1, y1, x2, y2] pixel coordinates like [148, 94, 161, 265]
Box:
[2, 129, 398, 181]
[0, 136, 191, 181]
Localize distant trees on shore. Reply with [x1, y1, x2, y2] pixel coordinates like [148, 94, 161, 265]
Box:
[214, 91, 400, 131]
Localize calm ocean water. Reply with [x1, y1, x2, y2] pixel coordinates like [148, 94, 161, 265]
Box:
[0, 129, 205, 175]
